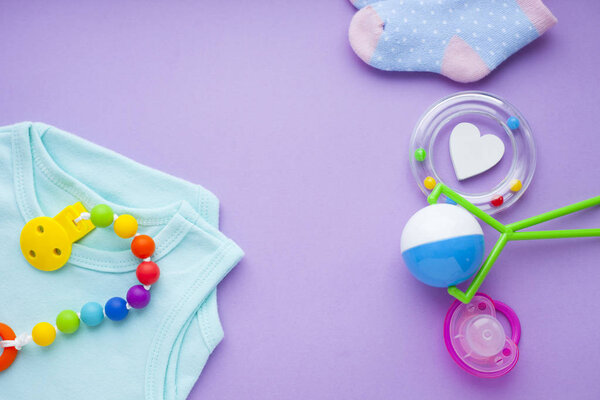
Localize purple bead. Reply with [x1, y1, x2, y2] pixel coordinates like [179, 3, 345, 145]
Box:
[126, 285, 151, 309]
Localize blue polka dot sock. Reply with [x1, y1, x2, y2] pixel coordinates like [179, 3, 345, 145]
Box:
[350, 0, 382, 9]
[348, 0, 556, 83]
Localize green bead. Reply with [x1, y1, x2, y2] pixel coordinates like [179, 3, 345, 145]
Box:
[56, 310, 80, 334]
[414, 148, 426, 162]
[90, 204, 114, 227]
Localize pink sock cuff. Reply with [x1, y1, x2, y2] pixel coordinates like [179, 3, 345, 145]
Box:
[516, 0, 557, 35]
[348, 6, 384, 64]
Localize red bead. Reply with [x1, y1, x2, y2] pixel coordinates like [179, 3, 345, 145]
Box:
[131, 235, 155, 259]
[136, 261, 160, 285]
[491, 195, 504, 207]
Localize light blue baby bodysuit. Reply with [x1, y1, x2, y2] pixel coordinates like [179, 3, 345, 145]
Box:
[0, 122, 244, 400]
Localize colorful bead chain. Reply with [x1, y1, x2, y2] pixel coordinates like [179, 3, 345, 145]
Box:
[0, 204, 160, 372]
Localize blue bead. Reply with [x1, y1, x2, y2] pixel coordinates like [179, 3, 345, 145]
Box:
[445, 197, 457, 205]
[80, 302, 104, 327]
[507, 116, 520, 130]
[105, 297, 129, 321]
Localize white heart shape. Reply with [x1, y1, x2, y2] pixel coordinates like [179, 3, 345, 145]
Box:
[449, 122, 505, 181]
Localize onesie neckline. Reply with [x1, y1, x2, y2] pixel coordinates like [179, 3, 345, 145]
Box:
[11, 123, 198, 272]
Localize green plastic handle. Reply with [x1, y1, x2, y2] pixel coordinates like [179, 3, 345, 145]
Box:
[426, 184, 600, 303]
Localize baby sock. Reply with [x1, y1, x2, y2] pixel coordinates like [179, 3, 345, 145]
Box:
[349, 0, 382, 9]
[348, 0, 557, 83]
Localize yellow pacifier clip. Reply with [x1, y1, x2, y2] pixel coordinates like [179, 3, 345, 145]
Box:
[19, 202, 96, 271]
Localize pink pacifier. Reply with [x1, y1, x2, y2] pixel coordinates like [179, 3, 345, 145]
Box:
[443, 293, 520, 378]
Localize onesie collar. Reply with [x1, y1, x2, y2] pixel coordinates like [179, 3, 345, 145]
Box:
[11, 122, 199, 272]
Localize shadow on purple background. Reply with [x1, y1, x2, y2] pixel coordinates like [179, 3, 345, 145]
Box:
[1, 1, 599, 399]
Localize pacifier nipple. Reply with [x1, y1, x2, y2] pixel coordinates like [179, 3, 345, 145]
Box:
[465, 315, 506, 357]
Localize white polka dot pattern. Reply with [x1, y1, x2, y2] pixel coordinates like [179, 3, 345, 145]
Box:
[349, 0, 556, 81]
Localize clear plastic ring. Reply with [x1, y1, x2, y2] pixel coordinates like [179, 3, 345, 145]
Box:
[409, 91, 536, 214]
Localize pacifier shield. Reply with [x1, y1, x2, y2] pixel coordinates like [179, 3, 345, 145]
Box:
[443, 293, 520, 378]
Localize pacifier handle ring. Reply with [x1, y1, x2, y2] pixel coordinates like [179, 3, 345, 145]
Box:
[0, 323, 18, 372]
[492, 299, 521, 345]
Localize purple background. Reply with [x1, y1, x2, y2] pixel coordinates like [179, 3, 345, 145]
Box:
[2, 1, 599, 399]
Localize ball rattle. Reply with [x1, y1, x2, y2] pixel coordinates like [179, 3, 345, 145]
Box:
[400, 204, 484, 288]
[401, 183, 600, 377]
[403, 183, 600, 304]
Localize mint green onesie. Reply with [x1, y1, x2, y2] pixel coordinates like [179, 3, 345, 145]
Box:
[0, 122, 243, 399]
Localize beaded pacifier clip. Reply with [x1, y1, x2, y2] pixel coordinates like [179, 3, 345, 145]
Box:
[0, 203, 161, 372]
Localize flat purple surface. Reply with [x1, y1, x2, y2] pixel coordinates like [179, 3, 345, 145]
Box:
[1, 1, 599, 399]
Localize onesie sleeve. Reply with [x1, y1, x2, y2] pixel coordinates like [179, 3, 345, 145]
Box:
[165, 291, 224, 400]
[145, 220, 243, 400]
[168, 186, 228, 399]
[160, 188, 240, 400]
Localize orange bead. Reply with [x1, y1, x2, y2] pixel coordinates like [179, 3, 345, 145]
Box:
[131, 235, 155, 259]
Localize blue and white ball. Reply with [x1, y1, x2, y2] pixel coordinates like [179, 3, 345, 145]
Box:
[401, 204, 484, 287]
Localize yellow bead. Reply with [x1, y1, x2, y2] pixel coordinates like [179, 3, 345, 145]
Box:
[424, 176, 436, 190]
[510, 179, 522, 192]
[32, 322, 56, 347]
[114, 215, 138, 239]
